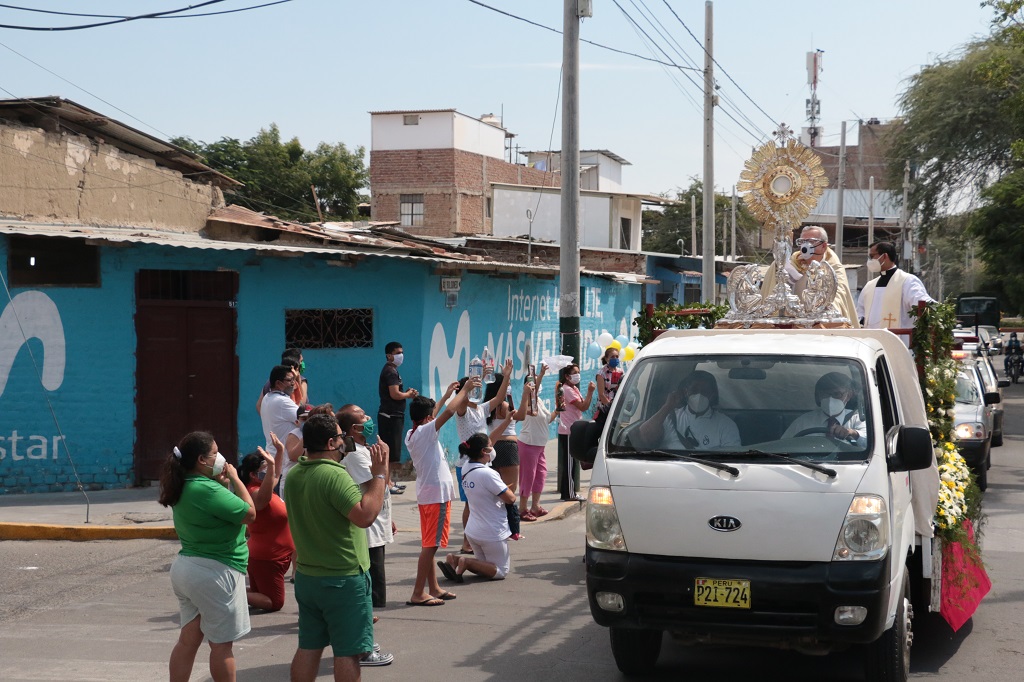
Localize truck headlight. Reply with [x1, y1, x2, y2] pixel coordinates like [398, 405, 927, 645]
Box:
[833, 494, 888, 561]
[954, 422, 985, 440]
[586, 486, 627, 552]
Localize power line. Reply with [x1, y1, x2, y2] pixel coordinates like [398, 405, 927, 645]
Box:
[611, 0, 765, 144]
[0, 44, 337, 221]
[0, 0, 291, 31]
[627, 0, 770, 141]
[661, 0, 778, 127]
[464, 0, 700, 72]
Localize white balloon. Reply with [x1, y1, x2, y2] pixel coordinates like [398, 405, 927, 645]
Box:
[597, 331, 615, 348]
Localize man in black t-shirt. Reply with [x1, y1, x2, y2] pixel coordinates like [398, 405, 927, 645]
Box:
[378, 341, 418, 494]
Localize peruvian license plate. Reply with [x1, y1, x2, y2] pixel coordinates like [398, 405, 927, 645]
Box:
[694, 578, 751, 609]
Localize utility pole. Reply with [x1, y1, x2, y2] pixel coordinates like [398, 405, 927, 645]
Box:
[730, 186, 737, 261]
[900, 160, 911, 263]
[835, 121, 847, 262]
[701, 1, 716, 302]
[690, 194, 697, 256]
[559, 0, 583, 365]
[867, 175, 875, 248]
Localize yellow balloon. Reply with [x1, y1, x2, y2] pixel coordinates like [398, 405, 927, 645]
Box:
[609, 340, 622, 350]
[623, 346, 636, 361]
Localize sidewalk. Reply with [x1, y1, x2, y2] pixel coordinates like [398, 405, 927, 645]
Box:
[0, 439, 590, 541]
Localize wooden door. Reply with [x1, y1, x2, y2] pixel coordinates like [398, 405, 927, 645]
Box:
[134, 271, 238, 483]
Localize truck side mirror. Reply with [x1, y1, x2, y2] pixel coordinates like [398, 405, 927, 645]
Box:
[983, 391, 1001, 405]
[569, 419, 602, 464]
[887, 425, 933, 472]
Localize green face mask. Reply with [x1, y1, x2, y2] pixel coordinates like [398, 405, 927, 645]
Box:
[299, 360, 306, 373]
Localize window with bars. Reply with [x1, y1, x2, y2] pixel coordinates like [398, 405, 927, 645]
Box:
[400, 194, 424, 227]
[7, 236, 100, 287]
[285, 308, 374, 349]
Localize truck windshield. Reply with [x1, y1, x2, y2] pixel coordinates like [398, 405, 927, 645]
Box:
[607, 354, 872, 463]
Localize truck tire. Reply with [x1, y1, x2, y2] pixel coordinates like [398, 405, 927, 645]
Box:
[864, 574, 912, 682]
[610, 627, 662, 676]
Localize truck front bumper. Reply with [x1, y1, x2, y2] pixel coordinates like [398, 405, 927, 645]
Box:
[586, 547, 891, 647]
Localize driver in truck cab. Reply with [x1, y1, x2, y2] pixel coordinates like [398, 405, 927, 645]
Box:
[781, 372, 867, 447]
[632, 370, 740, 450]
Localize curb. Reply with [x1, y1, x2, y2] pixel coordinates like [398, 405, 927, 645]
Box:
[0, 523, 177, 541]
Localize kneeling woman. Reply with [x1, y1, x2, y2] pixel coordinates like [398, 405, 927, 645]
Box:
[440, 434, 517, 581]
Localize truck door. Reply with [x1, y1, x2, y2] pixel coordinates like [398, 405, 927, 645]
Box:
[875, 357, 913, 570]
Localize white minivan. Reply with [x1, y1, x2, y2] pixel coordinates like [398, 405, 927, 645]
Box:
[570, 329, 938, 681]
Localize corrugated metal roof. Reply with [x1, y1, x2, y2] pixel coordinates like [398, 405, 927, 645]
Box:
[490, 182, 675, 204]
[0, 221, 646, 285]
[0, 97, 239, 188]
[519, 149, 632, 165]
[209, 205, 480, 260]
[368, 109, 457, 115]
[808, 189, 901, 220]
[0, 221, 441, 263]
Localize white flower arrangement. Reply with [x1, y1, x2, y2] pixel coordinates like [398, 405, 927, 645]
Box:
[935, 440, 971, 531]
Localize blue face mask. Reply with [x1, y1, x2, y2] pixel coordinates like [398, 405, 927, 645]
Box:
[608, 357, 621, 369]
[360, 417, 377, 443]
[256, 469, 267, 482]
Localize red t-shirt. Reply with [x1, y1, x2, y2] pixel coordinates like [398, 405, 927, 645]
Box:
[246, 484, 295, 562]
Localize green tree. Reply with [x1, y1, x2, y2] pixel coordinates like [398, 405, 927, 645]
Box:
[885, 30, 1024, 237]
[642, 179, 763, 258]
[173, 124, 367, 222]
[968, 170, 1024, 314]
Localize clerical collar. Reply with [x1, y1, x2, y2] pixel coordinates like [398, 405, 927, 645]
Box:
[877, 266, 897, 287]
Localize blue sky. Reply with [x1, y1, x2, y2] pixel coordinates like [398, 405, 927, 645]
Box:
[0, 1, 996, 199]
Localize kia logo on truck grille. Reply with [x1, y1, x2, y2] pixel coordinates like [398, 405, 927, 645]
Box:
[708, 516, 741, 532]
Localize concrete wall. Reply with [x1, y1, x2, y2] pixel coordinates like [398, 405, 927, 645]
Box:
[493, 186, 643, 250]
[0, 123, 220, 231]
[0, 234, 640, 494]
[371, 147, 554, 236]
[371, 111, 505, 160]
[371, 111, 455, 151]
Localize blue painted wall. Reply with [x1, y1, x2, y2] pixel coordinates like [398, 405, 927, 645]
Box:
[0, 235, 640, 494]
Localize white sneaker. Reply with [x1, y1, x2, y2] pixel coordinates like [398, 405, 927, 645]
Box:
[361, 650, 394, 666]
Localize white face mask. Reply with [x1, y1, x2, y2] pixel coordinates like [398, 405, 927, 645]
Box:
[569, 374, 581, 385]
[866, 258, 882, 274]
[485, 448, 497, 464]
[820, 397, 845, 418]
[392, 352, 404, 367]
[206, 452, 226, 477]
[687, 393, 710, 414]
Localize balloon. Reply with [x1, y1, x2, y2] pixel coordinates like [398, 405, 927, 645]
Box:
[616, 334, 629, 348]
[586, 342, 602, 360]
[609, 340, 622, 350]
[623, 346, 636, 361]
[597, 331, 614, 348]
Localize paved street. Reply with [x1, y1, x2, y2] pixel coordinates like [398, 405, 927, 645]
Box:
[1, 383, 1023, 681]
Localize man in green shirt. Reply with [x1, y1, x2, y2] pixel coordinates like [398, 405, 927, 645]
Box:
[285, 412, 389, 681]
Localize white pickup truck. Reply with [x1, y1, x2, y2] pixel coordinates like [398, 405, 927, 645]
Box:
[570, 328, 941, 681]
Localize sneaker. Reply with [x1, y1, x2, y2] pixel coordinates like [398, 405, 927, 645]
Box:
[373, 643, 381, 653]
[395, 482, 407, 490]
[361, 650, 394, 667]
[388, 485, 404, 495]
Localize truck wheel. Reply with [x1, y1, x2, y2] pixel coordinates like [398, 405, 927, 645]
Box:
[610, 627, 662, 676]
[864, 574, 912, 682]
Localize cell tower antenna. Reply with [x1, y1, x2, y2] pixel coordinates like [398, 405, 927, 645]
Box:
[805, 49, 824, 147]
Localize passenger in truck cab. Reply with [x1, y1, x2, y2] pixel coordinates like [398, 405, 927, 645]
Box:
[781, 372, 867, 446]
[632, 370, 740, 451]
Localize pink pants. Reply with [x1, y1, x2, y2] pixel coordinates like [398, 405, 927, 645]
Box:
[518, 442, 548, 496]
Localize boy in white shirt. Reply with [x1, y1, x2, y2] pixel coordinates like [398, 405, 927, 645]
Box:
[403, 376, 479, 606]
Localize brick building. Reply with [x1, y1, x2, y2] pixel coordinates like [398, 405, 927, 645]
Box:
[369, 109, 666, 251]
